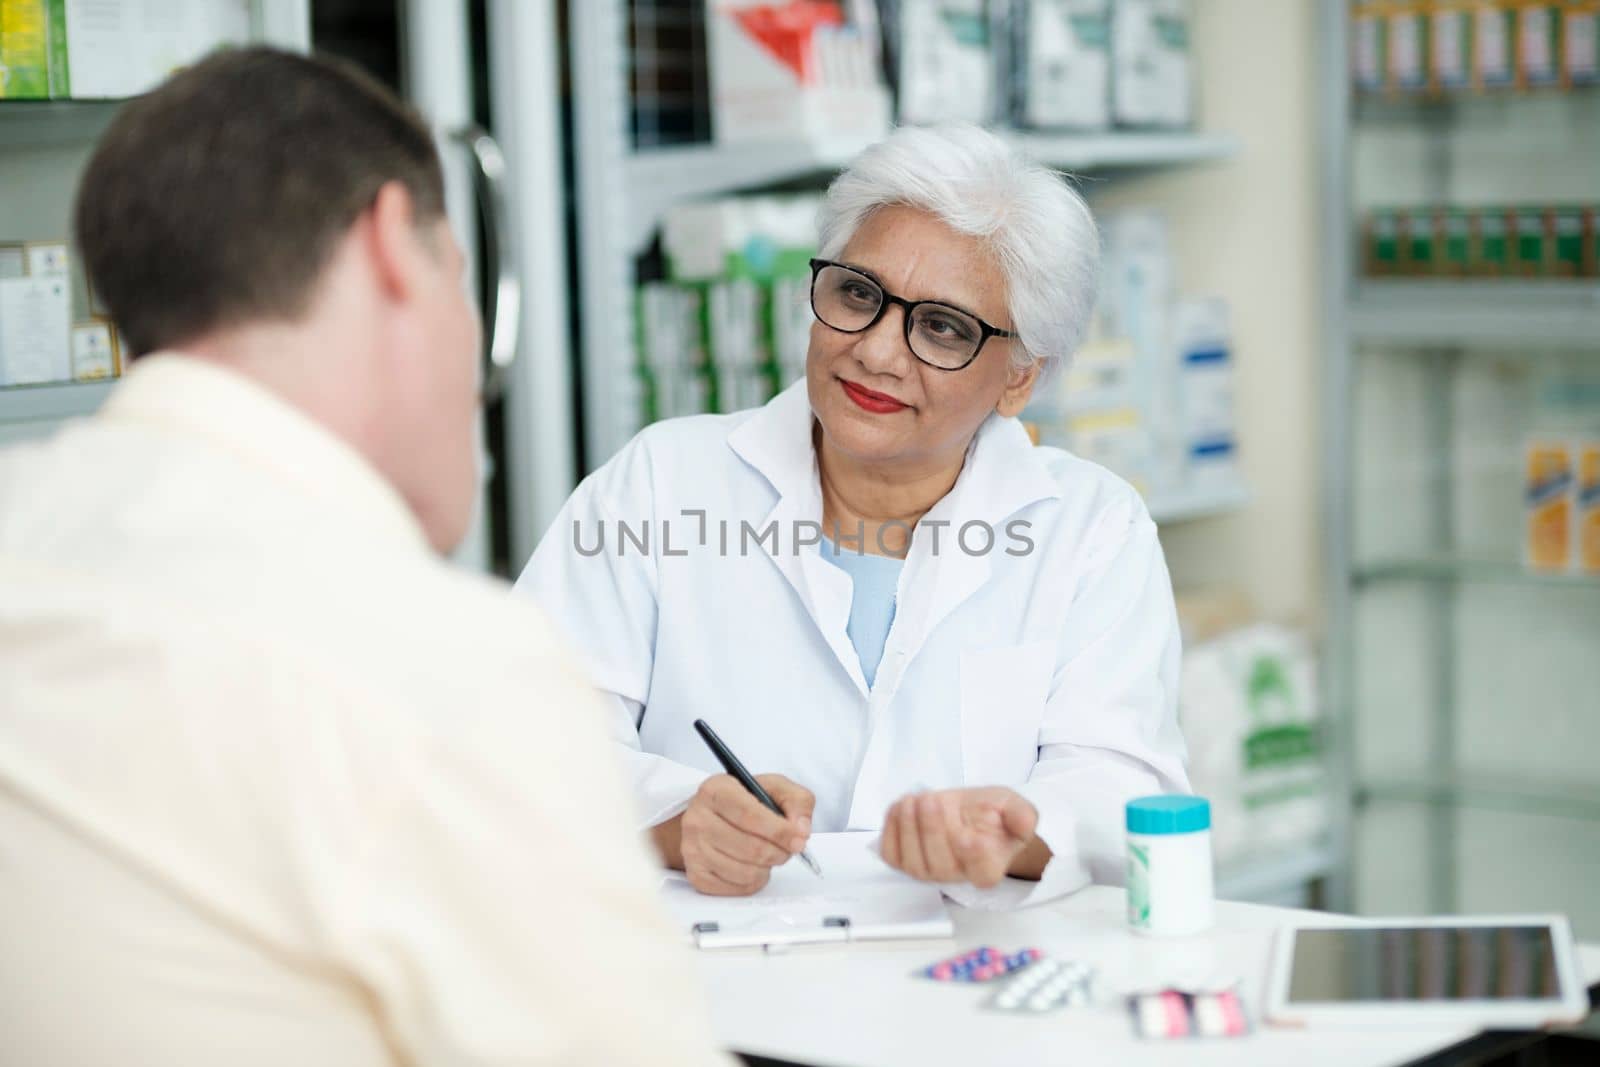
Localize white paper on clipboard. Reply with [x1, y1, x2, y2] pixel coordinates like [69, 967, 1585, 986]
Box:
[660, 832, 954, 949]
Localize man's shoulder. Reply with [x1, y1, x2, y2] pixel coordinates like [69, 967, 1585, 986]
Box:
[320, 550, 573, 671]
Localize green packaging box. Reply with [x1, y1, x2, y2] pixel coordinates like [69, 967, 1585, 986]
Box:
[1515, 205, 1551, 275]
[1476, 207, 1511, 276]
[1367, 209, 1403, 276]
[1442, 208, 1474, 275]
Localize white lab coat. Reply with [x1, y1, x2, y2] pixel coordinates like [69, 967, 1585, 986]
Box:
[516, 380, 1190, 907]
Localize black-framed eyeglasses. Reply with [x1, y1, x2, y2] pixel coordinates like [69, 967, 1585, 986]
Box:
[808, 258, 1016, 372]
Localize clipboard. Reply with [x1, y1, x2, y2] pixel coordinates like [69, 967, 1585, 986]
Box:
[660, 832, 955, 950]
[691, 915, 855, 950]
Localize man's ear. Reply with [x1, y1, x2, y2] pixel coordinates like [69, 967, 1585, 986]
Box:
[366, 180, 424, 302]
[995, 358, 1039, 418]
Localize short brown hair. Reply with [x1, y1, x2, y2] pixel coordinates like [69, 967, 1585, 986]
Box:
[74, 47, 446, 359]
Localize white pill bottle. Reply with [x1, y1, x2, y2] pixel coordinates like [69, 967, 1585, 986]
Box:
[1126, 795, 1214, 937]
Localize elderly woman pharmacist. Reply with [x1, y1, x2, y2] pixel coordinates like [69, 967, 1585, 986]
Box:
[516, 124, 1189, 906]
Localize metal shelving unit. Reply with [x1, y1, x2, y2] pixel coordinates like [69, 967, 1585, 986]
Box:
[622, 135, 877, 255]
[0, 100, 123, 149]
[1358, 775, 1600, 823]
[0, 381, 116, 425]
[1000, 129, 1240, 172]
[1321, 0, 1600, 926]
[1353, 556, 1600, 588]
[621, 129, 1240, 258]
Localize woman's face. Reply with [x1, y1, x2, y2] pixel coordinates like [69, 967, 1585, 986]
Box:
[806, 206, 1037, 471]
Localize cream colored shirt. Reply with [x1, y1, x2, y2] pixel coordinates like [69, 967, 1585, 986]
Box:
[0, 357, 732, 1067]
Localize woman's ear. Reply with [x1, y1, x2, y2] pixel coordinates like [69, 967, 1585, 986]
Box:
[995, 358, 1039, 418]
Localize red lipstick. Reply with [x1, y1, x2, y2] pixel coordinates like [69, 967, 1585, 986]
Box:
[840, 379, 908, 414]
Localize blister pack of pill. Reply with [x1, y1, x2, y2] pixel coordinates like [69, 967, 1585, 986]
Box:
[1128, 988, 1251, 1039]
[983, 957, 1095, 1014]
[917, 946, 1043, 983]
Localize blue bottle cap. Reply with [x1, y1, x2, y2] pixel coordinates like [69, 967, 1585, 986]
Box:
[1125, 795, 1211, 835]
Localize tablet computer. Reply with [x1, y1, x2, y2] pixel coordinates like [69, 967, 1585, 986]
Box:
[1265, 915, 1589, 1028]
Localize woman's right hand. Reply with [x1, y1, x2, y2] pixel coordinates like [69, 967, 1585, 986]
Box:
[651, 773, 814, 896]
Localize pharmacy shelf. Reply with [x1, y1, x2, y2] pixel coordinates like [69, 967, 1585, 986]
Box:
[623, 137, 876, 253]
[623, 130, 1240, 254]
[1215, 840, 1338, 904]
[1357, 774, 1600, 823]
[1146, 480, 1251, 525]
[1353, 556, 1600, 589]
[0, 380, 116, 426]
[1351, 85, 1600, 122]
[1000, 129, 1240, 173]
[1349, 281, 1600, 348]
[0, 99, 125, 149]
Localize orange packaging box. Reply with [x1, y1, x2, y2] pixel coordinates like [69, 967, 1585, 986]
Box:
[1578, 441, 1600, 574]
[1525, 440, 1575, 571]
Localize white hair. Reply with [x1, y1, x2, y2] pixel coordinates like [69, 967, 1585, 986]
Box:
[817, 123, 1099, 372]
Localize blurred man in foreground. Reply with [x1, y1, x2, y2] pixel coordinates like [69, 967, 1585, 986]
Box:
[0, 47, 730, 1067]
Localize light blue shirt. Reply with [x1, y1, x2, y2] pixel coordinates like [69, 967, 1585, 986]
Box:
[819, 538, 903, 689]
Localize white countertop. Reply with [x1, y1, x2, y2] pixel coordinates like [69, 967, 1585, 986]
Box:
[697, 886, 1600, 1067]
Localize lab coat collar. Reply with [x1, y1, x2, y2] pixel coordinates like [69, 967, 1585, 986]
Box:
[938, 408, 1063, 527]
[727, 382, 863, 692]
[726, 378, 816, 501]
[726, 378, 1061, 528]
[103, 354, 430, 554]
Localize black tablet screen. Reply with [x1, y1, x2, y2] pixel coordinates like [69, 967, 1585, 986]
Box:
[1288, 926, 1564, 1003]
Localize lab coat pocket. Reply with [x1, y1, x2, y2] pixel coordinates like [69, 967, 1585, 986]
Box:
[959, 640, 1054, 787]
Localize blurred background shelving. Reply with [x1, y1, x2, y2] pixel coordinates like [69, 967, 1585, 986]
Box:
[1325, 0, 1600, 932]
[1350, 280, 1600, 346]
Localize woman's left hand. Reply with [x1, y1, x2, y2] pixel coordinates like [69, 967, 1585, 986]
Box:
[879, 787, 1046, 888]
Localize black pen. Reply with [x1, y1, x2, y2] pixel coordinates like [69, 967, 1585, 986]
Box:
[693, 718, 822, 877]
